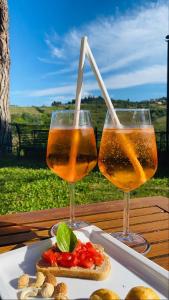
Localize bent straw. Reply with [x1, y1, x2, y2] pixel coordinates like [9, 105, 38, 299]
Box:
[73, 36, 87, 127]
[68, 37, 87, 182]
[85, 38, 146, 183]
[85, 40, 120, 127]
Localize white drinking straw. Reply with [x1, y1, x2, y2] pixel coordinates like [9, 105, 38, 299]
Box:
[68, 37, 87, 182]
[74, 36, 121, 128]
[73, 36, 87, 128]
[73, 36, 146, 183]
[85, 38, 121, 127]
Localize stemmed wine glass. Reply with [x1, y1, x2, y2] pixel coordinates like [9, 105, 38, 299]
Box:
[98, 109, 158, 254]
[46, 110, 97, 236]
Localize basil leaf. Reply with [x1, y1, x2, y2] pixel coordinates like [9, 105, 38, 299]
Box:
[69, 229, 78, 252]
[56, 222, 77, 252]
[56, 222, 70, 252]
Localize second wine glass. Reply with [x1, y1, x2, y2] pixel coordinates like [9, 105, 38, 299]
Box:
[46, 110, 97, 235]
[98, 109, 158, 254]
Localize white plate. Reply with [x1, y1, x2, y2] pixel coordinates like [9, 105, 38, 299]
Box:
[0, 225, 168, 299]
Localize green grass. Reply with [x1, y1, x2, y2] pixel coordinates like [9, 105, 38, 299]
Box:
[153, 116, 166, 131]
[0, 157, 168, 215]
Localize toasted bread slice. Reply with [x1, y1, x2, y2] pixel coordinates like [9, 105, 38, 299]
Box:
[36, 245, 111, 281]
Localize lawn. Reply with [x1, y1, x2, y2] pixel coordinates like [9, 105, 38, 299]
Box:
[0, 157, 168, 215]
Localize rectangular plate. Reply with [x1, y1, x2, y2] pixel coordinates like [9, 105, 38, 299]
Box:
[0, 225, 168, 299]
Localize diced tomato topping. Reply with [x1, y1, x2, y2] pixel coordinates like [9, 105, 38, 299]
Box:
[42, 249, 58, 265]
[80, 258, 94, 268]
[42, 240, 104, 269]
[73, 240, 82, 252]
[93, 253, 104, 266]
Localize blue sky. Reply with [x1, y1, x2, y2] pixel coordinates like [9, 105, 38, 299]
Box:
[9, 0, 168, 106]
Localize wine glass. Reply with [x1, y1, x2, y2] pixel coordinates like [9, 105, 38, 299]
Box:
[46, 110, 97, 235]
[98, 108, 158, 254]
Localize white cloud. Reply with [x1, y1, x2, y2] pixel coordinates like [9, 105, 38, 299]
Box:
[28, 85, 76, 97]
[52, 47, 64, 58]
[45, 38, 65, 58]
[41, 68, 73, 79]
[105, 64, 166, 89]
[44, 1, 167, 80]
[14, 1, 167, 100]
[37, 57, 59, 64]
[41, 61, 78, 79]
[13, 64, 166, 99]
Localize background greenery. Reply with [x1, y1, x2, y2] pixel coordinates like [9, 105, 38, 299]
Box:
[0, 97, 167, 215]
[10, 96, 167, 132]
[0, 157, 168, 215]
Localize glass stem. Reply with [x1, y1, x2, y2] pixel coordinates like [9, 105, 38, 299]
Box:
[123, 192, 130, 236]
[69, 183, 75, 225]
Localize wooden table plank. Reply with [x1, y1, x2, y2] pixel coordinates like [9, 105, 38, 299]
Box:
[142, 230, 169, 244]
[147, 241, 169, 258]
[152, 257, 169, 270]
[0, 196, 168, 224]
[92, 212, 168, 229]
[106, 220, 169, 234]
[0, 207, 164, 235]
[0, 206, 162, 228]
[0, 196, 168, 272]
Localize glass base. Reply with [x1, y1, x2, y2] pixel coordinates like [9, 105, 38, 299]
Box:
[111, 232, 151, 255]
[50, 220, 90, 236]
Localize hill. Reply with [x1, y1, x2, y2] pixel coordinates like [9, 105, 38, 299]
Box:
[10, 97, 167, 132]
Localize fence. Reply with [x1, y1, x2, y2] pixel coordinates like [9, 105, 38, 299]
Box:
[155, 131, 169, 152]
[10, 123, 169, 157]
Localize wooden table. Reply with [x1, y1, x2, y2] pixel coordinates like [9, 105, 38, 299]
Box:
[0, 196, 168, 270]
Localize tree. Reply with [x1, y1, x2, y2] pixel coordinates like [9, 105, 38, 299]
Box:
[0, 0, 11, 152]
[51, 101, 62, 106]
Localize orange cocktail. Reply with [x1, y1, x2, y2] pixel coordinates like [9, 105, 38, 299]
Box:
[98, 126, 157, 192]
[47, 127, 97, 183]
